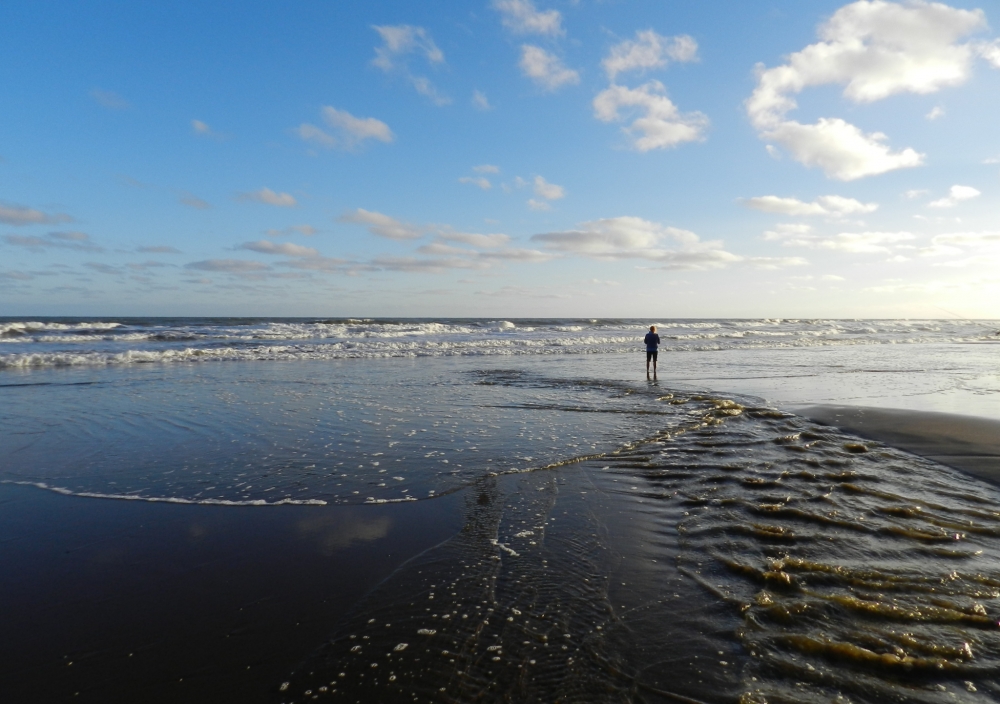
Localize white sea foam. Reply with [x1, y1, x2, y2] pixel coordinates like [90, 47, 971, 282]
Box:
[0, 318, 995, 369]
[1, 481, 328, 506]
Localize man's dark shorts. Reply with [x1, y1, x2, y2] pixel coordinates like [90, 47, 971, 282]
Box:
[646, 350, 658, 363]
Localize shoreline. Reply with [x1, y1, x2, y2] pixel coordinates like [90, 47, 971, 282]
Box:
[790, 404, 1000, 487]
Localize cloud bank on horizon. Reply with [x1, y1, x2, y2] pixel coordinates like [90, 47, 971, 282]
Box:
[1, 0, 999, 317]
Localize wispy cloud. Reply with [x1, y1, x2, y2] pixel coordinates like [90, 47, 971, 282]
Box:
[3, 231, 102, 252]
[372, 25, 449, 105]
[265, 225, 318, 237]
[472, 90, 492, 111]
[531, 216, 742, 269]
[296, 106, 394, 151]
[0, 203, 73, 226]
[928, 184, 981, 208]
[178, 192, 211, 209]
[493, 0, 563, 36]
[742, 194, 878, 217]
[90, 88, 130, 110]
[437, 230, 510, 248]
[84, 262, 122, 275]
[339, 209, 423, 240]
[239, 240, 320, 257]
[190, 119, 227, 139]
[474, 164, 500, 174]
[519, 46, 579, 91]
[459, 176, 492, 190]
[185, 259, 271, 273]
[238, 188, 297, 207]
[602, 30, 698, 81]
[765, 228, 916, 254]
[533, 175, 564, 200]
[137, 245, 181, 254]
[925, 106, 946, 121]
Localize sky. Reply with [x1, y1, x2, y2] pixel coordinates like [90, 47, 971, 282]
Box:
[2, 0, 999, 318]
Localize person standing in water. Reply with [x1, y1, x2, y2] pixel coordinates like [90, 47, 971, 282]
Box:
[644, 325, 660, 376]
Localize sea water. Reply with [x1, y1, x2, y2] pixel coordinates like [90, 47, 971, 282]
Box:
[2, 318, 1000, 703]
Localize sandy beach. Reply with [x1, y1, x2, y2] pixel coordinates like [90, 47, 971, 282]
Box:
[794, 405, 1000, 488]
[3, 320, 1000, 703]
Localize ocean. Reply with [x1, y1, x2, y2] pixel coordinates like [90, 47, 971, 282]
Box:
[2, 317, 999, 703]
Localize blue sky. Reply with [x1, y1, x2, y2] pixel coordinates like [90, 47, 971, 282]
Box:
[2, 0, 999, 317]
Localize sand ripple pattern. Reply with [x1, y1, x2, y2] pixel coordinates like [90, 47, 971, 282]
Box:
[277, 390, 1000, 703]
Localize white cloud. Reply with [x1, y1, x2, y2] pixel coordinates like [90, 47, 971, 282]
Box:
[493, 0, 563, 36]
[295, 123, 338, 148]
[90, 89, 130, 110]
[265, 225, 318, 237]
[762, 223, 814, 240]
[593, 81, 708, 151]
[904, 188, 930, 199]
[178, 192, 211, 209]
[746, 256, 810, 269]
[339, 209, 423, 240]
[472, 90, 492, 111]
[771, 229, 916, 253]
[533, 175, 565, 200]
[928, 184, 981, 208]
[531, 216, 744, 269]
[185, 259, 271, 273]
[324, 106, 393, 143]
[743, 194, 878, 216]
[527, 199, 551, 211]
[474, 164, 500, 174]
[417, 242, 468, 256]
[49, 231, 88, 242]
[137, 245, 182, 254]
[370, 255, 488, 274]
[238, 188, 297, 207]
[746, 0, 990, 180]
[479, 248, 552, 262]
[3, 232, 102, 252]
[931, 231, 1000, 247]
[978, 39, 1000, 68]
[298, 107, 394, 151]
[437, 231, 510, 248]
[239, 240, 319, 257]
[459, 176, 492, 190]
[519, 45, 580, 91]
[278, 256, 351, 272]
[372, 25, 444, 69]
[602, 30, 698, 80]
[925, 106, 945, 120]
[190, 119, 227, 139]
[0, 203, 73, 226]
[758, 118, 923, 181]
[920, 230, 1000, 259]
[372, 25, 449, 105]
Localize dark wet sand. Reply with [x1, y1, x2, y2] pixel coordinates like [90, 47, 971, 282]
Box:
[792, 405, 1000, 486]
[0, 484, 464, 704]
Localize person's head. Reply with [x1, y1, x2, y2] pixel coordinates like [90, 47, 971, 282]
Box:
[649, 325, 656, 332]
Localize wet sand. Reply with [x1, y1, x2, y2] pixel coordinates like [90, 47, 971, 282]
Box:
[793, 405, 1000, 487]
[0, 484, 464, 704]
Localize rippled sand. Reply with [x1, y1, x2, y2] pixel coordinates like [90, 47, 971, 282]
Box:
[279, 387, 1000, 704]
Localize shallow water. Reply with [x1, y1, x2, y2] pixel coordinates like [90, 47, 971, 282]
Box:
[2, 319, 1000, 703]
[273, 376, 1000, 704]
